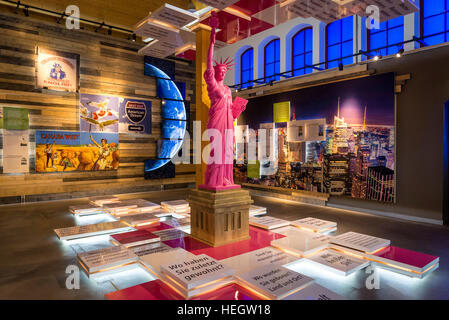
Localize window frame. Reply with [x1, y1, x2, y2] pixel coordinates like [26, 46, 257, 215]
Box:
[240, 47, 254, 88]
[264, 38, 281, 83]
[325, 16, 354, 69]
[420, 0, 449, 46]
[291, 27, 313, 77]
[367, 16, 405, 56]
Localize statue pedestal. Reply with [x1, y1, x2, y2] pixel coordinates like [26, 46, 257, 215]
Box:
[187, 188, 253, 247]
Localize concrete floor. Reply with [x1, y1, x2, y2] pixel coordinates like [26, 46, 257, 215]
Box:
[0, 188, 448, 300]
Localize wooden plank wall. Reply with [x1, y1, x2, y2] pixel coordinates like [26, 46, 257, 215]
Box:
[0, 12, 196, 204]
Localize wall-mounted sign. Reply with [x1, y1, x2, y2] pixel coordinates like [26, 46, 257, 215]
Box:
[273, 101, 290, 123]
[35, 130, 119, 172]
[2, 129, 29, 174]
[80, 94, 119, 133]
[36, 48, 79, 92]
[119, 98, 152, 134]
[3, 107, 29, 130]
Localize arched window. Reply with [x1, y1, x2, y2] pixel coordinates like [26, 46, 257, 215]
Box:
[292, 27, 313, 76]
[421, 0, 449, 46]
[240, 48, 253, 89]
[368, 16, 404, 56]
[326, 16, 353, 69]
[264, 39, 280, 83]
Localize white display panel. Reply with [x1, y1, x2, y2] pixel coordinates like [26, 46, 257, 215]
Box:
[330, 231, 390, 253]
[220, 247, 300, 275]
[198, 0, 240, 10]
[284, 282, 346, 300]
[152, 228, 187, 241]
[235, 265, 314, 300]
[89, 195, 119, 207]
[149, 3, 198, 29]
[160, 254, 234, 298]
[131, 242, 172, 257]
[54, 221, 133, 240]
[249, 205, 267, 217]
[271, 227, 330, 257]
[69, 204, 105, 216]
[291, 217, 337, 234]
[120, 213, 160, 227]
[2, 130, 29, 173]
[249, 216, 290, 230]
[77, 245, 138, 276]
[305, 249, 370, 276]
[140, 247, 195, 278]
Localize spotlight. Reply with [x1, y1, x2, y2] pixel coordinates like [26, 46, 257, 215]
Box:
[108, 27, 112, 35]
[95, 22, 104, 33]
[15, 1, 20, 14]
[338, 61, 343, 71]
[269, 80, 274, 86]
[23, 5, 29, 17]
[396, 48, 404, 58]
[373, 52, 382, 61]
[57, 12, 65, 24]
[132, 33, 136, 42]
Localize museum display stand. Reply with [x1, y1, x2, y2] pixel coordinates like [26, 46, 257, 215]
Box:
[187, 188, 253, 247]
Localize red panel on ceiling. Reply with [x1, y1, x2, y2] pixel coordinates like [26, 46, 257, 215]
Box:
[231, 0, 277, 15]
[201, 11, 273, 44]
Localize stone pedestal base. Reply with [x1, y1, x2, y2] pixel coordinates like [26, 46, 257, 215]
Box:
[187, 188, 253, 247]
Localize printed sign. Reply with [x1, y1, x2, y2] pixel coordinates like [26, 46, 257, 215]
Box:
[119, 98, 152, 134]
[80, 94, 119, 133]
[36, 48, 79, 92]
[2, 129, 29, 173]
[273, 101, 290, 123]
[3, 107, 29, 130]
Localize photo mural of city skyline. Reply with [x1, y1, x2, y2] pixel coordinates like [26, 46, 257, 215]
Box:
[235, 73, 395, 203]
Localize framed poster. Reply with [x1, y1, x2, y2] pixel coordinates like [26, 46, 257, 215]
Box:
[3, 107, 29, 130]
[3, 130, 29, 174]
[119, 98, 152, 134]
[79, 94, 119, 133]
[36, 48, 80, 92]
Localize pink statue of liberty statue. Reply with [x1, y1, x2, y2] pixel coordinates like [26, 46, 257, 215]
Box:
[199, 12, 248, 191]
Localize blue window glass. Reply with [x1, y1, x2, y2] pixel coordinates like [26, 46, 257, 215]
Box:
[422, 0, 448, 45]
[240, 48, 253, 88]
[264, 39, 280, 82]
[326, 16, 353, 69]
[292, 28, 313, 76]
[369, 16, 404, 56]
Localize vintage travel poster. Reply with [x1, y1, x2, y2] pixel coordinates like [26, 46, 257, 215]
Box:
[35, 130, 119, 172]
[2, 130, 29, 174]
[79, 94, 119, 133]
[36, 48, 79, 92]
[119, 98, 152, 134]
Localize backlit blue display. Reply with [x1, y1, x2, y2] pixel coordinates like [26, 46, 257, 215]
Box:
[241, 48, 254, 88]
[422, 0, 449, 45]
[326, 16, 353, 69]
[292, 28, 313, 76]
[369, 16, 404, 56]
[264, 39, 280, 82]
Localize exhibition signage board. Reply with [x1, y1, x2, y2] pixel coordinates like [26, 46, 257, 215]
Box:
[119, 98, 152, 134]
[290, 217, 337, 234]
[79, 94, 119, 133]
[247, 161, 261, 179]
[69, 204, 105, 216]
[152, 228, 187, 241]
[249, 205, 267, 216]
[198, 0, 240, 10]
[235, 265, 314, 300]
[284, 283, 346, 300]
[163, 217, 191, 233]
[249, 216, 290, 230]
[160, 254, 235, 298]
[35, 131, 119, 172]
[89, 195, 120, 207]
[110, 230, 161, 248]
[220, 247, 300, 276]
[54, 221, 133, 240]
[36, 48, 79, 92]
[120, 213, 160, 228]
[161, 200, 191, 214]
[149, 3, 198, 29]
[103, 200, 139, 215]
[140, 247, 195, 278]
[3, 107, 29, 130]
[132, 242, 173, 257]
[305, 249, 370, 276]
[330, 231, 390, 254]
[270, 227, 330, 257]
[273, 102, 290, 123]
[77, 245, 138, 276]
[2, 129, 29, 173]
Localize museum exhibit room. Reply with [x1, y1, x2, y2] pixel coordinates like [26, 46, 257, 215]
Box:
[0, 0, 449, 306]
